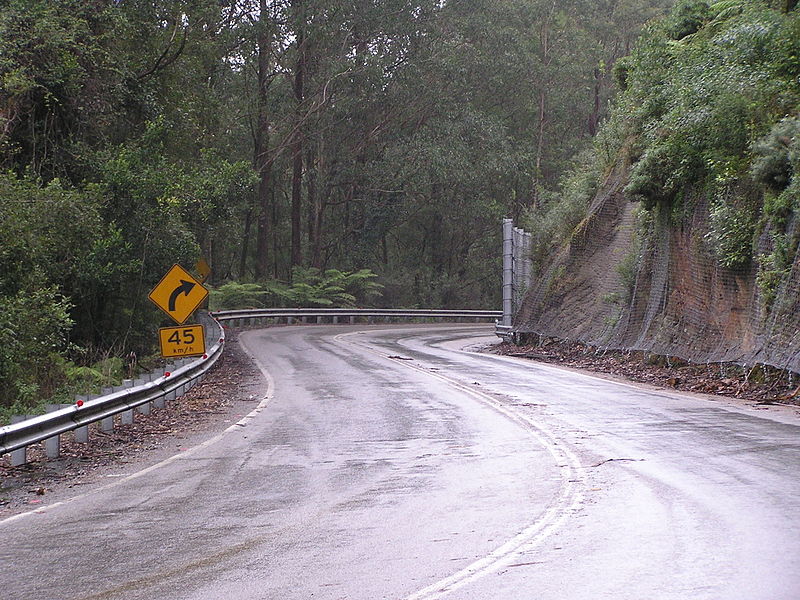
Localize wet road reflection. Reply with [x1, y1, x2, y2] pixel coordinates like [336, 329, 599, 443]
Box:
[2, 324, 799, 600]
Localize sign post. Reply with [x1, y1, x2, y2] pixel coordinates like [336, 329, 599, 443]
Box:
[195, 258, 211, 283]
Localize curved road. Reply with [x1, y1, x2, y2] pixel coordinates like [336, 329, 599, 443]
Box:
[2, 324, 799, 599]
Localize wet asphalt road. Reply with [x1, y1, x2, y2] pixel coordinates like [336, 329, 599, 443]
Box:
[2, 324, 800, 599]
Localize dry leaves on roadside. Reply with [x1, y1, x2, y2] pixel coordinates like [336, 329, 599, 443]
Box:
[494, 341, 800, 406]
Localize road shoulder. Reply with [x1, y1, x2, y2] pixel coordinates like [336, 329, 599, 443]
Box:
[0, 332, 268, 519]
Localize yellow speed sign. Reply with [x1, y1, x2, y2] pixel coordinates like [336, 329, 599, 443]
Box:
[158, 325, 206, 358]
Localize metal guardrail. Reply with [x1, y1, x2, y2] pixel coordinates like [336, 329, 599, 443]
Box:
[495, 324, 514, 342]
[1, 308, 502, 462]
[213, 307, 503, 322]
[0, 314, 225, 460]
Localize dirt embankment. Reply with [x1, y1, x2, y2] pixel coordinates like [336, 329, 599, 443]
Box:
[515, 167, 800, 376]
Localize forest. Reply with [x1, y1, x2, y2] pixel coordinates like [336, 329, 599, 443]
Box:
[6, 0, 759, 418]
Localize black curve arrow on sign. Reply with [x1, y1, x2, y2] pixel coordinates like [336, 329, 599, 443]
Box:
[168, 280, 196, 312]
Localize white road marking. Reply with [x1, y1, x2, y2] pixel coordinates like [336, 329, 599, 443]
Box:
[333, 330, 587, 600]
[0, 342, 275, 528]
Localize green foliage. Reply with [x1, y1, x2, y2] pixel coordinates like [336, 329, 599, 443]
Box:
[209, 282, 280, 310]
[282, 267, 383, 308]
[667, 0, 712, 40]
[705, 191, 760, 268]
[210, 269, 384, 310]
[620, 1, 800, 212]
[0, 171, 140, 415]
[0, 285, 73, 417]
[751, 116, 800, 191]
[756, 232, 794, 308]
[47, 355, 122, 401]
[331, 269, 385, 306]
[583, 0, 800, 274]
[626, 137, 705, 209]
[0, 0, 131, 178]
[525, 150, 604, 268]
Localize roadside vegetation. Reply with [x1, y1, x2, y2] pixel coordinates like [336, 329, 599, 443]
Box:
[529, 0, 800, 288]
[0, 0, 673, 420]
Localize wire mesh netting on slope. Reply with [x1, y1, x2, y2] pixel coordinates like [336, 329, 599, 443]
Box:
[514, 174, 800, 375]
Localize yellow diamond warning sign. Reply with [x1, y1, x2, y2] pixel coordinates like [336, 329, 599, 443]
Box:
[158, 325, 206, 358]
[148, 264, 208, 324]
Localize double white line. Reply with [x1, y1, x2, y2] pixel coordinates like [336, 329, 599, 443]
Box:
[334, 330, 587, 600]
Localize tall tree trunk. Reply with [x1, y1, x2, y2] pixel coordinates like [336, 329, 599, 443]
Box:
[309, 138, 325, 269]
[532, 4, 554, 208]
[290, 0, 306, 270]
[291, 143, 303, 268]
[254, 0, 273, 280]
[239, 207, 253, 278]
[534, 89, 547, 196]
[312, 203, 325, 269]
[272, 192, 280, 279]
[306, 146, 317, 263]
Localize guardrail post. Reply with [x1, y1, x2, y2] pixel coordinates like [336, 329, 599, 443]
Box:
[74, 395, 90, 442]
[99, 387, 115, 431]
[44, 404, 70, 458]
[164, 365, 176, 401]
[184, 362, 195, 391]
[317, 316, 323, 324]
[287, 316, 294, 325]
[120, 380, 135, 425]
[152, 372, 166, 409]
[136, 375, 152, 414]
[176, 360, 187, 398]
[349, 316, 355, 324]
[10, 416, 30, 466]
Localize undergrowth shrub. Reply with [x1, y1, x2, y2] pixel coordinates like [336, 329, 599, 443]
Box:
[705, 189, 760, 268]
[751, 116, 800, 193]
[525, 150, 602, 269]
[210, 268, 384, 310]
[0, 285, 73, 420]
